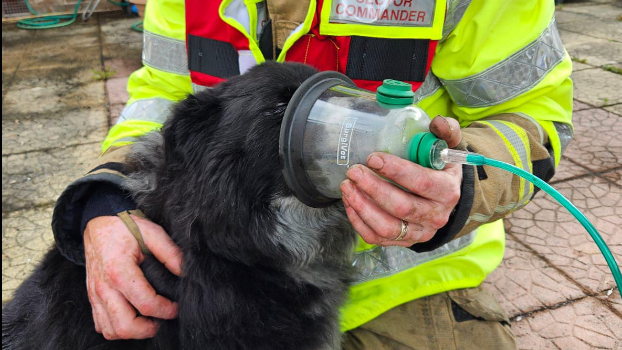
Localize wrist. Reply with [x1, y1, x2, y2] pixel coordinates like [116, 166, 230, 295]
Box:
[80, 184, 137, 235]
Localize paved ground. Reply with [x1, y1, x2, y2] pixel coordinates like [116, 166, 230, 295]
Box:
[2, 2, 621, 348]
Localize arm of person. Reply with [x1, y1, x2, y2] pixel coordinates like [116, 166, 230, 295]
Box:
[52, 0, 190, 266]
[341, 0, 573, 251]
[51, 0, 189, 340]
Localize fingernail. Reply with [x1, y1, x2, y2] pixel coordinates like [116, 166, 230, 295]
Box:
[347, 166, 363, 182]
[445, 117, 453, 132]
[340, 180, 353, 197]
[367, 155, 384, 170]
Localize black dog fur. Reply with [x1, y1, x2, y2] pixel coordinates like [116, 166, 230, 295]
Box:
[2, 62, 358, 350]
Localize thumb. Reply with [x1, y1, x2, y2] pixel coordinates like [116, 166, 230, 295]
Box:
[132, 215, 183, 276]
[429, 116, 462, 149]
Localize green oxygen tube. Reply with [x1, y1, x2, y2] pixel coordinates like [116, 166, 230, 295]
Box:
[407, 132, 622, 301]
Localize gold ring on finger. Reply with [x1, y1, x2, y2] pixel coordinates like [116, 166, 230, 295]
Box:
[394, 220, 409, 241]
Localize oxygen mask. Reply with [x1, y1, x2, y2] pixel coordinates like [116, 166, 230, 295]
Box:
[280, 71, 447, 208]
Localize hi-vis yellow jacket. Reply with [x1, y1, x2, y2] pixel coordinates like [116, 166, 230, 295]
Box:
[52, 0, 573, 332]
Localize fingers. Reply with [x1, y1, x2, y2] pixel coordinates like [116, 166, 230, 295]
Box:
[84, 215, 179, 340]
[363, 154, 461, 204]
[429, 116, 462, 148]
[344, 165, 439, 224]
[340, 117, 463, 247]
[341, 196, 378, 243]
[97, 285, 160, 340]
[343, 195, 416, 247]
[91, 298, 116, 338]
[341, 181, 402, 244]
[87, 270, 113, 336]
[341, 180, 435, 246]
[107, 258, 178, 320]
[132, 215, 183, 277]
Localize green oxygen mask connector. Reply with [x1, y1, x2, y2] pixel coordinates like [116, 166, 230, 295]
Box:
[376, 79, 415, 107]
[405, 132, 448, 170]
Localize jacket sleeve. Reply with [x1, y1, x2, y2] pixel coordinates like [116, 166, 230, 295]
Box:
[52, 0, 190, 264]
[412, 0, 573, 252]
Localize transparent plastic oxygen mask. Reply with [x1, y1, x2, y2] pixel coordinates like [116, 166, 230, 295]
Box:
[302, 86, 431, 198]
[280, 71, 444, 208]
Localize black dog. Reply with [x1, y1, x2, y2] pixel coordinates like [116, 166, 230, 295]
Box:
[2, 62, 358, 350]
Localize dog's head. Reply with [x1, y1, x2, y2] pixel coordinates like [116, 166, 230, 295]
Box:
[127, 62, 356, 269]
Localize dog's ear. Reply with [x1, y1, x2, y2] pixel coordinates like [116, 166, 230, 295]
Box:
[162, 90, 222, 168]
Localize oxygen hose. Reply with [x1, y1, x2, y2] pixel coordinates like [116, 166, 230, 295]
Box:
[439, 148, 622, 300]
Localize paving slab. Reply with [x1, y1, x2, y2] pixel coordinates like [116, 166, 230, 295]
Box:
[560, 30, 621, 67]
[9, 66, 100, 92]
[573, 0, 620, 4]
[482, 235, 584, 318]
[571, 61, 594, 72]
[560, 2, 622, 20]
[103, 58, 142, 78]
[2, 70, 18, 100]
[2, 50, 27, 74]
[572, 68, 622, 107]
[2, 143, 101, 212]
[19, 43, 101, 69]
[558, 13, 622, 43]
[605, 103, 622, 116]
[2, 108, 107, 155]
[572, 99, 593, 111]
[599, 168, 622, 187]
[2, 81, 105, 115]
[5, 21, 98, 63]
[102, 42, 143, 62]
[106, 77, 130, 106]
[555, 9, 592, 25]
[26, 31, 100, 52]
[550, 157, 591, 183]
[2, 207, 55, 303]
[597, 288, 621, 315]
[99, 16, 143, 47]
[563, 108, 621, 172]
[512, 297, 622, 350]
[1, 24, 36, 57]
[110, 103, 125, 126]
[507, 175, 621, 294]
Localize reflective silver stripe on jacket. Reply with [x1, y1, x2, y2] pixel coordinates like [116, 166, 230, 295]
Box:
[441, 18, 565, 108]
[554, 121, 574, 153]
[485, 120, 532, 203]
[513, 112, 545, 144]
[413, 71, 442, 104]
[442, 0, 472, 39]
[352, 230, 476, 283]
[116, 98, 175, 125]
[143, 30, 189, 76]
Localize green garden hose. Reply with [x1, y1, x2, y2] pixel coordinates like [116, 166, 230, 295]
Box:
[18, 0, 83, 29]
[131, 21, 143, 32]
[17, 0, 129, 30]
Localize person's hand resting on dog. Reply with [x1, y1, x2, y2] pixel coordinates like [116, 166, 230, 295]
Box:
[340, 116, 462, 247]
[84, 214, 183, 340]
